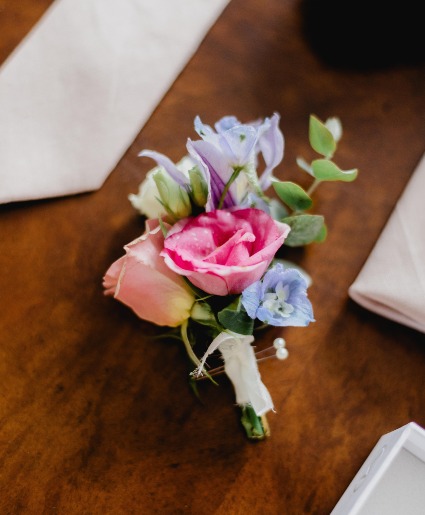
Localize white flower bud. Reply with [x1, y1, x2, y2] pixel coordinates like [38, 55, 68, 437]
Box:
[128, 167, 167, 219]
[153, 168, 192, 220]
[129, 156, 195, 219]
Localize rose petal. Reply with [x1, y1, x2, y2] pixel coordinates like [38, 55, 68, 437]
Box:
[161, 208, 290, 295]
[103, 220, 195, 327]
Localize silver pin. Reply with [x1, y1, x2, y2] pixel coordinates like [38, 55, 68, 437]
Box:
[193, 337, 289, 380]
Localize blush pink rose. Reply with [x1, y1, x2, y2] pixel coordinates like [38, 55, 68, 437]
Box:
[103, 220, 195, 327]
[160, 208, 291, 296]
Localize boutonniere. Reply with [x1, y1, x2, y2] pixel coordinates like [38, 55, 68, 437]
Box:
[103, 113, 358, 439]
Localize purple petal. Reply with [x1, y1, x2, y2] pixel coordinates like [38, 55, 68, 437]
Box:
[187, 139, 237, 209]
[194, 115, 216, 140]
[258, 113, 284, 190]
[214, 116, 240, 133]
[139, 150, 189, 187]
[186, 139, 213, 211]
[241, 281, 263, 319]
[219, 125, 258, 165]
[241, 263, 314, 327]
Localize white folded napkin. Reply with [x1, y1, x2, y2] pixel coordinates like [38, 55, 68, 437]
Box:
[349, 152, 425, 333]
[0, 0, 229, 204]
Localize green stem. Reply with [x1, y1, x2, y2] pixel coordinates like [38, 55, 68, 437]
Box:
[306, 178, 321, 197]
[180, 319, 202, 368]
[254, 323, 270, 332]
[218, 167, 242, 209]
[240, 405, 270, 440]
[180, 320, 218, 385]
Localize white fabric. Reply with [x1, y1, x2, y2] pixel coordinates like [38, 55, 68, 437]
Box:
[349, 152, 425, 333]
[0, 0, 230, 204]
[195, 331, 274, 416]
[219, 333, 274, 416]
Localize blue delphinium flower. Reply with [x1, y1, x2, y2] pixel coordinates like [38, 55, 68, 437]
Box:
[241, 263, 314, 327]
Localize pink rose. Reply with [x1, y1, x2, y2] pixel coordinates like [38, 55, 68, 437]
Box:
[161, 208, 290, 296]
[103, 220, 195, 327]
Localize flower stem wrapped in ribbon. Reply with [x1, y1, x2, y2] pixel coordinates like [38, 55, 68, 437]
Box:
[103, 113, 358, 440]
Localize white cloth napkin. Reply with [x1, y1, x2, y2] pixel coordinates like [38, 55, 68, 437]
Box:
[349, 152, 425, 333]
[0, 0, 229, 204]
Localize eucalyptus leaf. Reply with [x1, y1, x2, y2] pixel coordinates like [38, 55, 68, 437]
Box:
[309, 115, 337, 158]
[272, 181, 312, 211]
[315, 222, 327, 243]
[217, 297, 254, 335]
[296, 156, 314, 176]
[282, 214, 325, 247]
[312, 159, 358, 182]
[269, 198, 289, 219]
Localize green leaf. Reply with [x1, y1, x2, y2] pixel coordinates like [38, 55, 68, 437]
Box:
[190, 301, 219, 330]
[312, 159, 358, 182]
[158, 217, 169, 237]
[189, 376, 202, 401]
[269, 198, 289, 219]
[217, 297, 254, 335]
[315, 222, 327, 242]
[309, 115, 337, 158]
[272, 181, 313, 211]
[282, 214, 325, 247]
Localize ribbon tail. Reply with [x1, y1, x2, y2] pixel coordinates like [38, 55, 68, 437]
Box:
[192, 331, 232, 377]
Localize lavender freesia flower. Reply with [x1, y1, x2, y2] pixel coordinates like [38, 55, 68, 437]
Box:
[241, 263, 314, 327]
[137, 114, 285, 216]
[187, 113, 284, 211]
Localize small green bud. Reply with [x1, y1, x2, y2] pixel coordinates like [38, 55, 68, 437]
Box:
[189, 167, 208, 207]
[153, 169, 192, 219]
[190, 302, 217, 328]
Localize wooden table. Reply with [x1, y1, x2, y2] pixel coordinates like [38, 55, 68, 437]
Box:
[1, 1, 425, 513]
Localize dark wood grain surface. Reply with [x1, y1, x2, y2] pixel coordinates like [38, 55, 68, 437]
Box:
[1, 1, 425, 513]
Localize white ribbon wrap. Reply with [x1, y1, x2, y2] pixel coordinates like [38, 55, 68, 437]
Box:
[196, 331, 274, 416]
